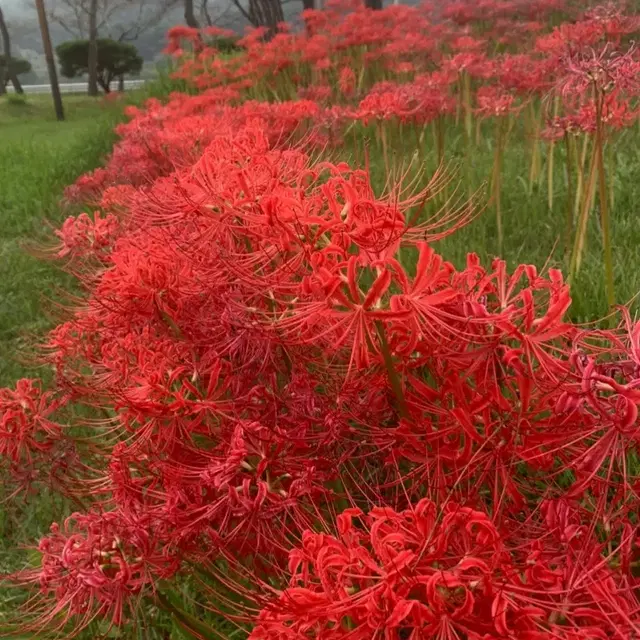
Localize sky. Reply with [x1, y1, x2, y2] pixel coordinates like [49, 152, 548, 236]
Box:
[3, 0, 36, 17]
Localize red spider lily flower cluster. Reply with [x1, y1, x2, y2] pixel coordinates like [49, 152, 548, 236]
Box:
[0, 379, 71, 494]
[252, 499, 638, 639]
[3, 1, 640, 638]
[18, 511, 179, 636]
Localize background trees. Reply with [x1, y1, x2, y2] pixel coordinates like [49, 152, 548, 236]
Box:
[56, 37, 142, 92]
[0, 54, 31, 88]
[47, 0, 177, 93]
[47, 0, 179, 41]
[0, 4, 24, 94]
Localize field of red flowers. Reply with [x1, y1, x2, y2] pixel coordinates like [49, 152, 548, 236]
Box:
[2, 1, 640, 638]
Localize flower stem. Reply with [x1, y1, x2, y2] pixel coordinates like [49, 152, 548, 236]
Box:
[569, 137, 597, 282]
[547, 94, 560, 211]
[492, 118, 505, 255]
[563, 133, 574, 259]
[595, 91, 615, 308]
[375, 320, 408, 420]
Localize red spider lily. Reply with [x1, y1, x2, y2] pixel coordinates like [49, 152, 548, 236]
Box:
[536, 20, 607, 56]
[12, 510, 179, 636]
[0, 379, 67, 490]
[54, 211, 120, 263]
[250, 500, 513, 639]
[558, 46, 640, 98]
[497, 54, 558, 95]
[475, 85, 517, 117]
[337, 66, 356, 98]
[250, 499, 638, 639]
[583, 2, 640, 45]
[164, 25, 202, 56]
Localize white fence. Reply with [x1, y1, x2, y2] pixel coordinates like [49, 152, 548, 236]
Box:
[8, 79, 147, 94]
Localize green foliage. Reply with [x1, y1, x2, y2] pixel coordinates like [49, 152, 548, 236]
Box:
[0, 55, 32, 86]
[209, 36, 243, 54]
[0, 94, 125, 387]
[55, 38, 143, 92]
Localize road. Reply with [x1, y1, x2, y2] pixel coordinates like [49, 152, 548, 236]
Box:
[7, 79, 147, 94]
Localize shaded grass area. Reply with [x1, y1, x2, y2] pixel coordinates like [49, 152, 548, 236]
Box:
[0, 94, 125, 388]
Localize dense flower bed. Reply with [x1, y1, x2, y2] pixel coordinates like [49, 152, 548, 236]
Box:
[2, 1, 640, 638]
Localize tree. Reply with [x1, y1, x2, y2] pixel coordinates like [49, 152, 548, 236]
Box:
[230, 0, 284, 34]
[35, 0, 65, 121]
[365, 0, 382, 8]
[184, 0, 199, 27]
[87, 0, 98, 95]
[0, 55, 32, 87]
[0, 4, 23, 94]
[56, 38, 143, 92]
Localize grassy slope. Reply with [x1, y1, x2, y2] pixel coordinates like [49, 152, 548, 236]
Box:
[0, 94, 124, 388]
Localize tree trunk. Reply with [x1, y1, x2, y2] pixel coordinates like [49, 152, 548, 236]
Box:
[9, 68, 21, 93]
[98, 75, 111, 93]
[0, 6, 23, 94]
[35, 0, 64, 120]
[0, 60, 6, 96]
[202, 0, 213, 25]
[118, 75, 124, 92]
[302, 0, 314, 9]
[185, 0, 199, 28]
[87, 0, 99, 96]
[254, 0, 283, 36]
[365, 0, 382, 8]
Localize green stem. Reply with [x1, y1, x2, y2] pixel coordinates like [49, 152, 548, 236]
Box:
[573, 134, 589, 222]
[528, 101, 541, 193]
[436, 115, 445, 168]
[375, 320, 408, 420]
[595, 90, 615, 308]
[607, 136, 615, 210]
[156, 589, 220, 640]
[463, 71, 473, 142]
[380, 121, 389, 177]
[563, 133, 574, 260]
[569, 138, 597, 282]
[493, 118, 505, 255]
[547, 93, 560, 211]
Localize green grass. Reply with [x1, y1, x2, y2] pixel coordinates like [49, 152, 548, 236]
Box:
[0, 93, 125, 635]
[0, 93, 126, 388]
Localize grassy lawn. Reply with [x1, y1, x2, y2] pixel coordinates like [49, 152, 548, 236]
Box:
[0, 93, 126, 388]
